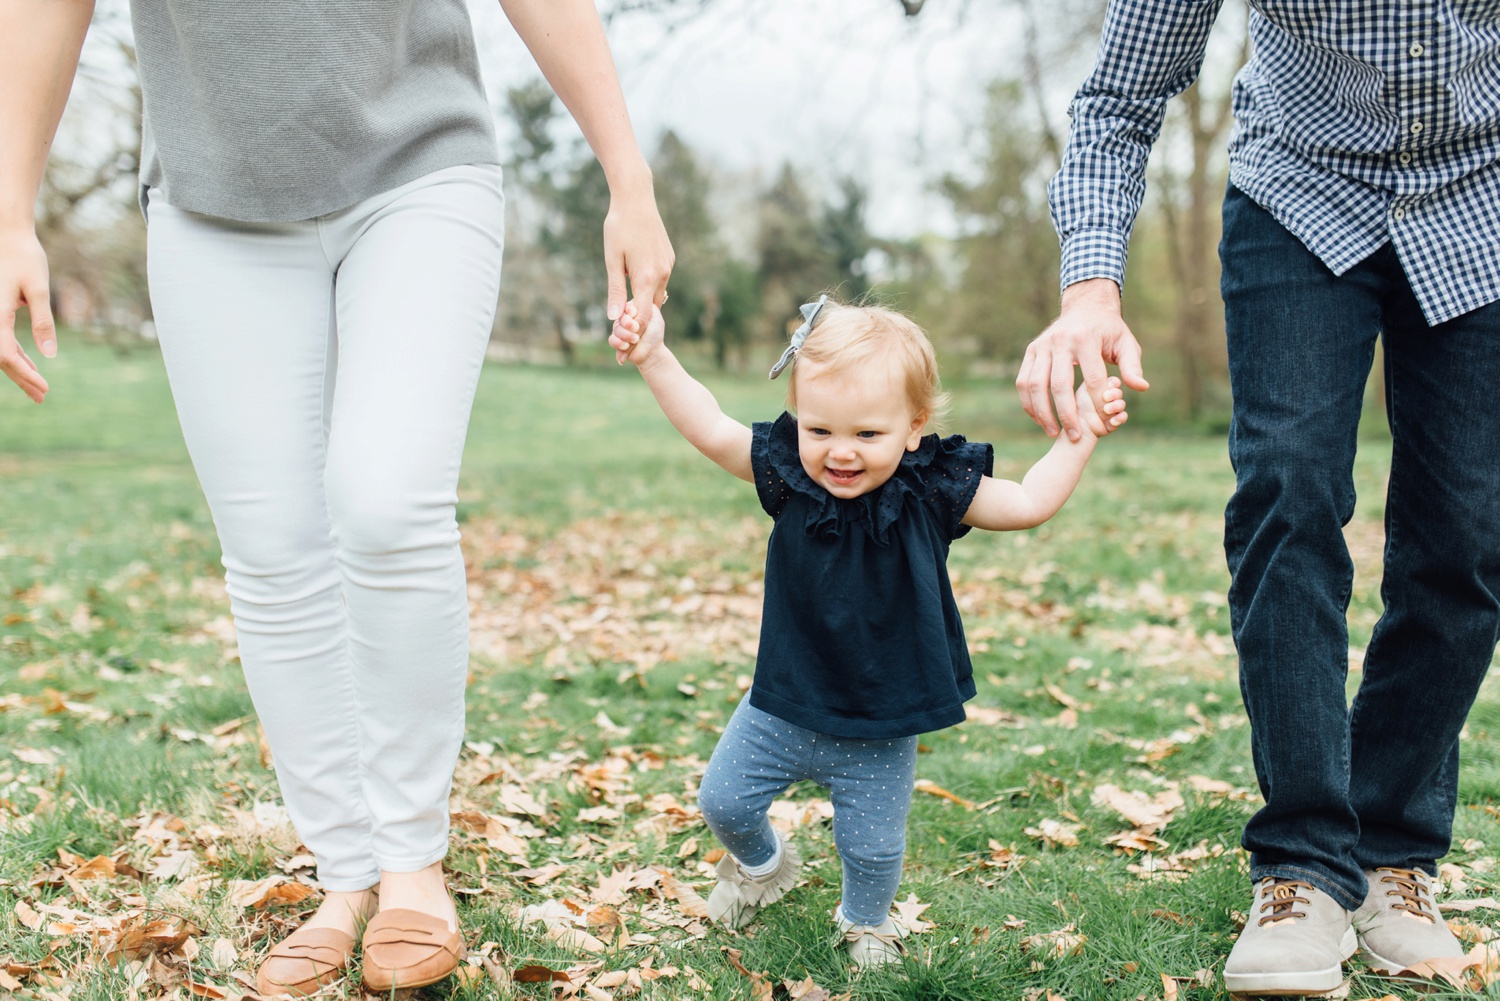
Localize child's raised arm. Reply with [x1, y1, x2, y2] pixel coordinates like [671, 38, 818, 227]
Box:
[962, 377, 1127, 531]
[610, 301, 754, 482]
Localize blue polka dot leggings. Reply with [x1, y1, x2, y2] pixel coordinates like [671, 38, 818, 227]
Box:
[697, 700, 918, 926]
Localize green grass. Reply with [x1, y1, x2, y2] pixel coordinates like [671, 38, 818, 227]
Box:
[0, 340, 1496, 1000]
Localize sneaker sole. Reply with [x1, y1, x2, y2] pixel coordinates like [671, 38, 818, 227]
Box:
[1223, 926, 1356, 995]
[1360, 943, 1468, 977]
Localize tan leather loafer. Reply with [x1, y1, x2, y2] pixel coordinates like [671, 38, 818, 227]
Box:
[361, 909, 465, 991]
[255, 926, 356, 997]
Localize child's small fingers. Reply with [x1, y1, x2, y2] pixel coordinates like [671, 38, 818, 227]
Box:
[1107, 375, 1122, 388]
[1111, 412, 1128, 426]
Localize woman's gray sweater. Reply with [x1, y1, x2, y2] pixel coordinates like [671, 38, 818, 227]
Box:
[130, 0, 501, 222]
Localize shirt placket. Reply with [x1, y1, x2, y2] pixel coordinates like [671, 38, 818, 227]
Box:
[1390, 2, 1435, 221]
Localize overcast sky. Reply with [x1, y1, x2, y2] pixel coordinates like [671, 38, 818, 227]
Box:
[465, 0, 1045, 238]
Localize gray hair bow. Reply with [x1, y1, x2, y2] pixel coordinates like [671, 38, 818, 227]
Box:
[769, 295, 828, 379]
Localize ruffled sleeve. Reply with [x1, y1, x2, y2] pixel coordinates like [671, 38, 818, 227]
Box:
[913, 434, 994, 540]
[751, 412, 801, 519]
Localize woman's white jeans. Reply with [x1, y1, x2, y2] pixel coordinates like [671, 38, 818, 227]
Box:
[146, 164, 505, 891]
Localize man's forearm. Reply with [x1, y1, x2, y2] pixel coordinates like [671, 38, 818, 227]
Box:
[0, 0, 94, 227]
[1048, 0, 1226, 291]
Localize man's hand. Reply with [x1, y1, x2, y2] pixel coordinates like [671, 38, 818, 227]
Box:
[1017, 278, 1148, 441]
[608, 299, 664, 367]
[0, 226, 56, 403]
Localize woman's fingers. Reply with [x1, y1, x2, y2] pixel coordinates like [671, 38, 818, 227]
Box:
[0, 334, 48, 402]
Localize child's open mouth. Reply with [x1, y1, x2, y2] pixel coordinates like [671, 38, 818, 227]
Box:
[826, 468, 863, 486]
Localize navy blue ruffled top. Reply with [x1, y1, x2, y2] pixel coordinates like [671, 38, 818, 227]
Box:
[747, 412, 994, 739]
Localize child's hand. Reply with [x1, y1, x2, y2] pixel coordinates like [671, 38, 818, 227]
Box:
[1075, 376, 1128, 440]
[608, 299, 665, 366]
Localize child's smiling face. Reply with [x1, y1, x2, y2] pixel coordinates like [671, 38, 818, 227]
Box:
[792, 356, 927, 499]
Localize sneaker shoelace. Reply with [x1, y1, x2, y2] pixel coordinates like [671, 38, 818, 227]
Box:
[1376, 867, 1436, 923]
[1257, 877, 1315, 925]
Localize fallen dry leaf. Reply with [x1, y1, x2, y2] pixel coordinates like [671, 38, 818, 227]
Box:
[1025, 819, 1082, 849]
[913, 779, 974, 809]
[892, 894, 935, 933]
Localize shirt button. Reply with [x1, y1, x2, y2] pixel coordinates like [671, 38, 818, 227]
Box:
[1393, 207, 1406, 220]
[1410, 121, 1424, 135]
[1399, 151, 1413, 165]
[1409, 42, 1425, 57]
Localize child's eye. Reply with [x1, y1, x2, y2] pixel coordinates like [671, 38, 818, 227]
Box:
[857, 431, 879, 439]
[808, 428, 830, 437]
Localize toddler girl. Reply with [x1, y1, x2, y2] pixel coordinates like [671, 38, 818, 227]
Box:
[609, 295, 1126, 966]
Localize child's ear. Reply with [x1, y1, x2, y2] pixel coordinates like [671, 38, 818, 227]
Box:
[905, 411, 929, 451]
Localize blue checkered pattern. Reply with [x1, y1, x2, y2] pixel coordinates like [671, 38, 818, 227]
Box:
[1049, 0, 1500, 325]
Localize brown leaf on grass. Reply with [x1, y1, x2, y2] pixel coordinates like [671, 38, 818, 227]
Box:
[1025, 819, 1082, 849]
[1396, 955, 1484, 989]
[784, 975, 835, 1000]
[149, 850, 199, 881]
[14, 901, 42, 930]
[185, 978, 229, 999]
[913, 779, 974, 810]
[226, 876, 316, 909]
[1126, 839, 1229, 880]
[1105, 830, 1170, 854]
[656, 869, 710, 919]
[1443, 897, 1500, 913]
[99, 915, 199, 962]
[57, 851, 115, 881]
[767, 798, 834, 831]
[1091, 784, 1183, 833]
[513, 963, 572, 983]
[511, 863, 568, 886]
[1043, 683, 1079, 710]
[722, 947, 776, 1000]
[498, 784, 547, 817]
[545, 924, 608, 954]
[1020, 924, 1086, 958]
[891, 894, 935, 933]
[964, 705, 1025, 727]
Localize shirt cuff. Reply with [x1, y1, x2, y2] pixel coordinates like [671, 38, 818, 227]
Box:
[1059, 228, 1129, 293]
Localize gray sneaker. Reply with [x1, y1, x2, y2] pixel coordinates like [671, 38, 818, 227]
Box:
[705, 837, 802, 929]
[835, 906, 905, 968]
[1353, 867, 1464, 974]
[1223, 877, 1356, 995]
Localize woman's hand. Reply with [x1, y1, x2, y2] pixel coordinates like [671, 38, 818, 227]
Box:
[0, 226, 56, 403]
[603, 175, 674, 324]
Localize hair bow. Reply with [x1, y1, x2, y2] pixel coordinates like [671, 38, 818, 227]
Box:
[769, 295, 828, 379]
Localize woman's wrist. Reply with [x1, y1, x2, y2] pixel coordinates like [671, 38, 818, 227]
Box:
[603, 158, 654, 199]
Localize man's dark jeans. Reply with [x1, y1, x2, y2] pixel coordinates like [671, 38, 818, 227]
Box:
[1220, 183, 1500, 911]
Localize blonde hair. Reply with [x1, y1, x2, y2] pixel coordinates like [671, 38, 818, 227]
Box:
[784, 299, 950, 427]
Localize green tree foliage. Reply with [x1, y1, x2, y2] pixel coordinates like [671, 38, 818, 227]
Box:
[935, 80, 1060, 362]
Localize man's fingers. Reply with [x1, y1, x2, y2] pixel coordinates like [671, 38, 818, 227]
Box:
[1050, 353, 1082, 441]
[1077, 350, 1110, 413]
[22, 278, 56, 358]
[1026, 347, 1060, 437]
[1112, 332, 1150, 391]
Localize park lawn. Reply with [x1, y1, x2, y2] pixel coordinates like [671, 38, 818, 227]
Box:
[0, 341, 1496, 1001]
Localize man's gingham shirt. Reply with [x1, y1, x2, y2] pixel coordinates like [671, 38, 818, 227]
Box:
[1049, 0, 1500, 325]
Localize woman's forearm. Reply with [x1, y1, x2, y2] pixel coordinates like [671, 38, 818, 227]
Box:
[0, 0, 94, 228]
[496, 0, 651, 193]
